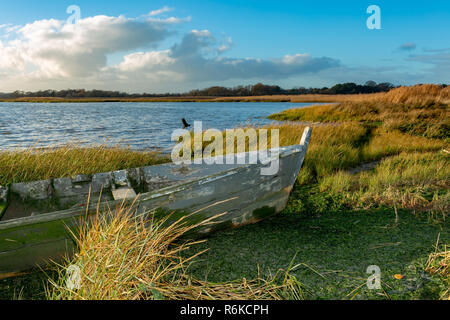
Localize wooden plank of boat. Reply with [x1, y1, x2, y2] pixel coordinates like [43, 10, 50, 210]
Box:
[0, 127, 312, 276]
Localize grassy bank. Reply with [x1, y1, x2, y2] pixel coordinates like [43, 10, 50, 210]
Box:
[319, 152, 449, 215]
[0, 145, 169, 186]
[269, 85, 450, 140]
[1, 93, 380, 104]
[266, 122, 446, 185]
[266, 85, 449, 218]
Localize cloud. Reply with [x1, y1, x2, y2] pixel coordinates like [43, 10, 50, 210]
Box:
[423, 47, 450, 53]
[102, 30, 340, 89]
[0, 24, 12, 32]
[399, 42, 417, 51]
[0, 24, 22, 39]
[0, 14, 179, 82]
[217, 36, 233, 54]
[0, 40, 26, 76]
[406, 49, 450, 82]
[148, 6, 174, 16]
[0, 12, 340, 92]
[144, 6, 190, 24]
[1, 8, 449, 93]
[318, 47, 450, 86]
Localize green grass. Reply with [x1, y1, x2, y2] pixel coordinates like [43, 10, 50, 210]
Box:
[267, 122, 445, 186]
[0, 202, 7, 221]
[0, 145, 169, 186]
[319, 151, 449, 215]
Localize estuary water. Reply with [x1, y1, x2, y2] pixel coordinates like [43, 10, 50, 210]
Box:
[0, 102, 315, 151]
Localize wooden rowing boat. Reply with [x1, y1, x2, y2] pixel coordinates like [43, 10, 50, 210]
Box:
[0, 127, 312, 276]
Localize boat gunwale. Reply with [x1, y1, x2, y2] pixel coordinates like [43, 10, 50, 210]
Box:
[0, 142, 308, 230]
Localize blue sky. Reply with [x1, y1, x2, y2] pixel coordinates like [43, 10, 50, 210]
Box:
[0, 0, 448, 92]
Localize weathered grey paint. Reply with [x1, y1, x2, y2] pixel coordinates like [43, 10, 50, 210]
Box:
[0, 186, 7, 203]
[0, 128, 312, 275]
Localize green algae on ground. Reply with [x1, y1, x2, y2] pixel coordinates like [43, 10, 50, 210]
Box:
[184, 196, 449, 300]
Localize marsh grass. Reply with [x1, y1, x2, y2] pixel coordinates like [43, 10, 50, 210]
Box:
[361, 127, 446, 161]
[380, 84, 450, 106]
[260, 122, 445, 185]
[0, 144, 169, 186]
[1, 93, 382, 104]
[319, 151, 449, 216]
[269, 85, 450, 139]
[46, 204, 303, 300]
[187, 122, 378, 185]
[266, 85, 448, 209]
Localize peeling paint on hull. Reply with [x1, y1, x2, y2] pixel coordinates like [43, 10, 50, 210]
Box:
[0, 128, 312, 276]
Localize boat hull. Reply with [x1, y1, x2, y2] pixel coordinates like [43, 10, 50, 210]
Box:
[0, 129, 311, 276]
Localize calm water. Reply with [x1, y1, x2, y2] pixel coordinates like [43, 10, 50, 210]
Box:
[0, 102, 314, 151]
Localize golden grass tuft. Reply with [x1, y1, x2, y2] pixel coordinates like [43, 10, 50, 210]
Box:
[380, 84, 450, 106]
[46, 204, 303, 300]
[425, 236, 449, 300]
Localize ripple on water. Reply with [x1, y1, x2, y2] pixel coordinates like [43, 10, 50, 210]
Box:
[0, 102, 317, 150]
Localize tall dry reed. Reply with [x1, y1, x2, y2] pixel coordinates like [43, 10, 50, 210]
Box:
[268, 85, 450, 139]
[47, 204, 304, 300]
[425, 236, 449, 300]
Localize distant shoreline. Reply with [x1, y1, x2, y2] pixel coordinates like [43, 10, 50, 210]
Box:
[0, 93, 380, 104]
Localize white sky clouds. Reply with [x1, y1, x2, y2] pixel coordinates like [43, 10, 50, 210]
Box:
[148, 6, 174, 17]
[0, 10, 343, 92]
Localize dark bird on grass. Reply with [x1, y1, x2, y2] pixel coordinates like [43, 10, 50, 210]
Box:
[182, 118, 191, 129]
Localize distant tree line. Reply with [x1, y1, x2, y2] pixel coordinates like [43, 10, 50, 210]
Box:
[186, 81, 396, 96]
[0, 81, 396, 98]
